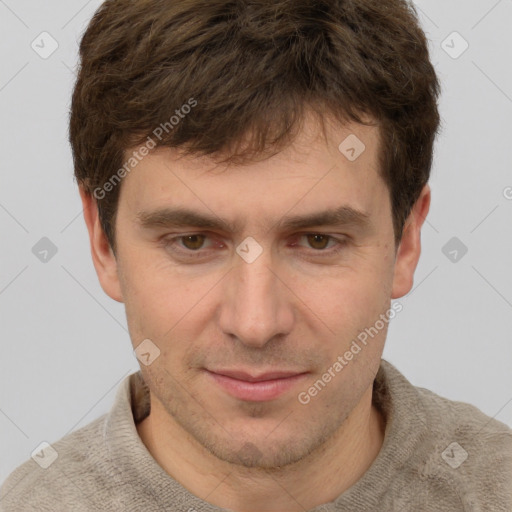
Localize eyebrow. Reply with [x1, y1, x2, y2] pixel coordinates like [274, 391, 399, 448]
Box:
[135, 205, 371, 233]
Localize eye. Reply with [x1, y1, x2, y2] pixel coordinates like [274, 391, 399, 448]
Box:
[179, 234, 208, 250]
[304, 234, 333, 250]
[161, 233, 219, 259]
[161, 232, 348, 262]
[292, 234, 347, 253]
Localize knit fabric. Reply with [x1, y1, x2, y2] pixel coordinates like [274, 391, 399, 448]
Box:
[1, 359, 511, 511]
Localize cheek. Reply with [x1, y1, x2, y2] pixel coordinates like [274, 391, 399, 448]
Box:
[296, 265, 393, 368]
[303, 263, 390, 325]
[117, 256, 177, 344]
[119, 246, 184, 314]
[120, 262, 217, 364]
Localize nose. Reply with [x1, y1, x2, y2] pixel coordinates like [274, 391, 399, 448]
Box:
[217, 248, 295, 348]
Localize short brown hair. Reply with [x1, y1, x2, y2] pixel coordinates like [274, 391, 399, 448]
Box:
[70, 0, 441, 254]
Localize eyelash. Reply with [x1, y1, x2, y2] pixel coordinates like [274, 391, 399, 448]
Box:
[161, 233, 349, 260]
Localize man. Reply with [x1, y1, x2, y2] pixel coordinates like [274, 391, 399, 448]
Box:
[1, 0, 511, 510]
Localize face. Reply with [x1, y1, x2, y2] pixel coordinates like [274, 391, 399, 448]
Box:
[84, 113, 427, 469]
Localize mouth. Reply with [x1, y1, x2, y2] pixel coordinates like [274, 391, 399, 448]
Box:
[204, 368, 309, 402]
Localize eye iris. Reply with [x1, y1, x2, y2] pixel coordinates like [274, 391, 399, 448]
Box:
[307, 234, 329, 250]
[182, 235, 206, 250]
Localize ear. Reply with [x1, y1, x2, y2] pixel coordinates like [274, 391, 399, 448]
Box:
[391, 184, 431, 299]
[79, 186, 124, 303]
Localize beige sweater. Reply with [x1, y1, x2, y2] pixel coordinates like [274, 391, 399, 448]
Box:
[1, 359, 511, 511]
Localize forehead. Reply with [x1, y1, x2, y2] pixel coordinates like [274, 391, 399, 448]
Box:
[118, 116, 386, 228]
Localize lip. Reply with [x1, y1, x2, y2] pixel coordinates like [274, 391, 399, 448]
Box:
[205, 369, 309, 402]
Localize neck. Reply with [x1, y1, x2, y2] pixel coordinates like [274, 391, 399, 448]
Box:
[137, 384, 385, 511]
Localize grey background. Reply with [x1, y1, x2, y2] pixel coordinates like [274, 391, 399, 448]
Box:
[1, 0, 512, 485]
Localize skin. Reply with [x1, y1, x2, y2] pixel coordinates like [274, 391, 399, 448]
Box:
[80, 112, 430, 512]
